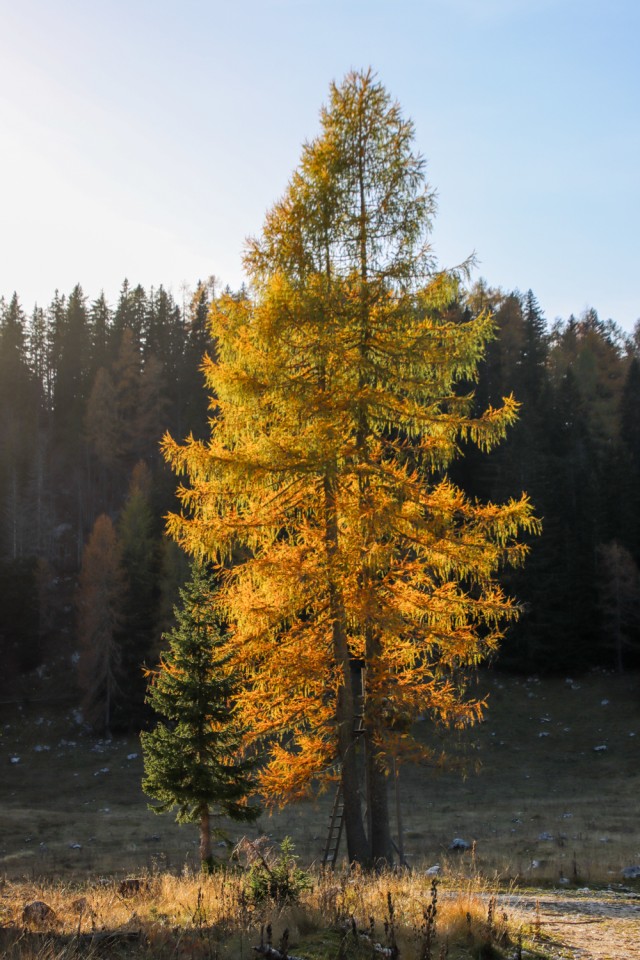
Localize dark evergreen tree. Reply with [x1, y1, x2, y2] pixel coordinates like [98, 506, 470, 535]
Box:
[180, 280, 216, 440]
[45, 290, 67, 411]
[620, 357, 640, 466]
[77, 514, 126, 735]
[141, 562, 260, 868]
[53, 284, 91, 443]
[115, 461, 160, 728]
[617, 356, 640, 561]
[112, 280, 147, 357]
[27, 305, 50, 405]
[88, 291, 113, 378]
[521, 289, 549, 397]
[0, 294, 39, 558]
[597, 541, 640, 672]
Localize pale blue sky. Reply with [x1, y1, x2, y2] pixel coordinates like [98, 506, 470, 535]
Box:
[1, 0, 638, 330]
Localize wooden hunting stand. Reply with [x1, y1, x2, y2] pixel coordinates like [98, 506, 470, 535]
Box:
[321, 670, 408, 868]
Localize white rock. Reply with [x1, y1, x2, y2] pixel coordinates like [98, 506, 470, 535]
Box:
[10, 756, 20, 764]
[426, 864, 441, 876]
[126, 753, 138, 760]
[593, 744, 608, 752]
[449, 838, 470, 851]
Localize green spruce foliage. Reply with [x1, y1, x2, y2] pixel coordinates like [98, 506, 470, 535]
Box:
[141, 561, 259, 869]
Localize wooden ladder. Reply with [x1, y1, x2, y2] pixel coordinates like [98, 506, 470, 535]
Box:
[321, 785, 344, 868]
[321, 708, 364, 869]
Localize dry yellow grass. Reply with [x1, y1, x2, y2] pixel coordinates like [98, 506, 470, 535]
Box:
[0, 867, 536, 960]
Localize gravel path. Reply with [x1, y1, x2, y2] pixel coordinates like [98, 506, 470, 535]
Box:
[499, 890, 640, 959]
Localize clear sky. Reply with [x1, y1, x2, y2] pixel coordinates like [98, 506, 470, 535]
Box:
[1, 0, 638, 330]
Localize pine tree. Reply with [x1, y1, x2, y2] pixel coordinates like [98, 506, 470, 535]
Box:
[141, 562, 259, 868]
[77, 514, 125, 735]
[116, 462, 160, 728]
[597, 541, 640, 672]
[181, 280, 216, 440]
[88, 291, 113, 378]
[53, 284, 91, 445]
[0, 294, 38, 558]
[163, 71, 538, 865]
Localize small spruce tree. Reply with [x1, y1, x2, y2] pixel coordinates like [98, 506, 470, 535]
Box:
[141, 562, 259, 868]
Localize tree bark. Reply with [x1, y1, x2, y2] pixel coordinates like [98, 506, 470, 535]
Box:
[365, 741, 393, 864]
[323, 474, 368, 864]
[199, 805, 212, 867]
[364, 629, 394, 865]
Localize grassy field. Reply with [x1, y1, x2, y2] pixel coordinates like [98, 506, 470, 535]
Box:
[0, 860, 551, 960]
[1, 668, 638, 887]
[1, 668, 639, 959]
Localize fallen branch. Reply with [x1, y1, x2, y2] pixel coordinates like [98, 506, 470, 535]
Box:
[253, 945, 306, 960]
[254, 923, 305, 960]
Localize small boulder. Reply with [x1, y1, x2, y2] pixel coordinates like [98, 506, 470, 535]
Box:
[449, 838, 470, 851]
[118, 877, 148, 897]
[22, 901, 58, 927]
[426, 864, 440, 876]
[622, 865, 640, 880]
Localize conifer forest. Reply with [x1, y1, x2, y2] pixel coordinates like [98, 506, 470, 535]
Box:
[1, 72, 639, 760]
[3, 276, 639, 707]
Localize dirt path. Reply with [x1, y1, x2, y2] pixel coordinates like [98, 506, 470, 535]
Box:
[499, 890, 640, 959]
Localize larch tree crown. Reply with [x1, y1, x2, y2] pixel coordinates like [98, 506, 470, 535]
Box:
[162, 69, 539, 866]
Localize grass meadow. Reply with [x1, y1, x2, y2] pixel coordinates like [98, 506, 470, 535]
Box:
[1, 668, 638, 958]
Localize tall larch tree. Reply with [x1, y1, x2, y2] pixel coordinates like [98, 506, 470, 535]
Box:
[164, 71, 538, 866]
[141, 562, 259, 868]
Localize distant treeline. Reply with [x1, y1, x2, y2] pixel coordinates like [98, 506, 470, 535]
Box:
[0, 280, 638, 722]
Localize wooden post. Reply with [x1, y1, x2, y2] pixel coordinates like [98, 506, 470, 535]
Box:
[360, 667, 372, 858]
[392, 755, 405, 867]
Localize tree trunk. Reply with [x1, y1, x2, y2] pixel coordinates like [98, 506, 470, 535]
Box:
[324, 474, 369, 864]
[365, 738, 393, 865]
[199, 805, 212, 867]
[364, 629, 393, 865]
[337, 679, 368, 863]
[354, 115, 393, 865]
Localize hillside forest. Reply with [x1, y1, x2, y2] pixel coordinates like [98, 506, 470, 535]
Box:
[1, 275, 639, 729]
